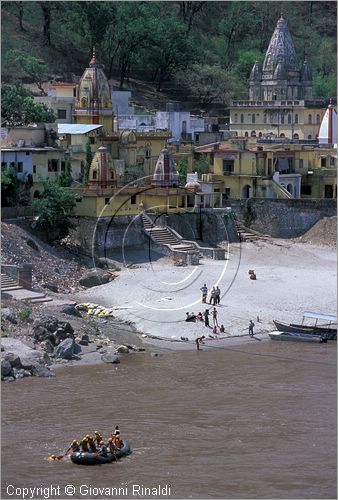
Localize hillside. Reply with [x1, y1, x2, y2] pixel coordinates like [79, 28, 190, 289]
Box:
[1, 1, 337, 114]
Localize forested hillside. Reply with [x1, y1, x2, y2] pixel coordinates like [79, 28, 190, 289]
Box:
[1, 1, 337, 111]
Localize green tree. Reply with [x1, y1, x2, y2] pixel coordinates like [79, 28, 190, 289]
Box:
[6, 50, 49, 95]
[32, 179, 77, 241]
[83, 140, 92, 185]
[1, 166, 19, 207]
[58, 160, 73, 187]
[193, 156, 210, 175]
[177, 158, 188, 185]
[1, 82, 56, 126]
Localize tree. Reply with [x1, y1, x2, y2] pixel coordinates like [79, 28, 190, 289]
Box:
[1, 82, 56, 126]
[177, 158, 188, 185]
[58, 160, 73, 187]
[32, 179, 77, 241]
[176, 64, 244, 107]
[1, 166, 19, 207]
[7, 50, 49, 95]
[39, 1, 52, 46]
[193, 156, 210, 175]
[83, 140, 92, 185]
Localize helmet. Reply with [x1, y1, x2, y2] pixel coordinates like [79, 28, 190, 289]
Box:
[82, 438, 88, 442]
[86, 435, 91, 439]
[72, 440, 78, 445]
[94, 431, 100, 435]
[113, 430, 120, 435]
[50, 454, 56, 460]
[99, 440, 104, 445]
[108, 438, 112, 442]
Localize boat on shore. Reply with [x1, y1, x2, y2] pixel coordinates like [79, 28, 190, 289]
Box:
[70, 441, 131, 465]
[269, 331, 328, 343]
[273, 312, 337, 340]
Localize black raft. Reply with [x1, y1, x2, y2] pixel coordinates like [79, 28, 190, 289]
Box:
[70, 442, 131, 465]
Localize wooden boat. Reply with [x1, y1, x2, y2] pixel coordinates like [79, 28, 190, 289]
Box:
[70, 441, 131, 465]
[273, 311, 337, 340]
[269, 331, 328, 343]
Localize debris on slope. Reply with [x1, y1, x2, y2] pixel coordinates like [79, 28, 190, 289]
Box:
[295, 217, 337, 246]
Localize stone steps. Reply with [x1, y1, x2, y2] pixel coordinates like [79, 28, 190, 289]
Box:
[1, 273, 23, 292]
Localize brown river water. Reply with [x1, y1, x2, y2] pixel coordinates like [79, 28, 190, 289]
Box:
[1, 340, 336, 500]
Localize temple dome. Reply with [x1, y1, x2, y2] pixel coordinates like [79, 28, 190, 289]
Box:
[274, 60, 287, 79]
[262, 16, 299, 75]
[75, 49, 112, 116]
[185, 180, 201, 192]
[88, 146, 116, 189]
[250, 61, 262, 81]
[152, 148, 179, 187]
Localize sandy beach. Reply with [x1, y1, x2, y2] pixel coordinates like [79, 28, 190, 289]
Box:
[75, 239, 337, 350]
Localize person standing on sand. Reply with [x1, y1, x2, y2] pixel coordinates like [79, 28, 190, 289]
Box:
[249, 320, 255, 336]
[195, 335, 205, 351]
[212, 307, 219, 327]
[204, 309, 210, 327]
[200, 284, 208, 303]
[209, 286, 216, 305]
[215, 286, 221, 304]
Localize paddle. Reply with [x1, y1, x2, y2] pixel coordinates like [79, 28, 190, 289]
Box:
[55, 447, 71, 460]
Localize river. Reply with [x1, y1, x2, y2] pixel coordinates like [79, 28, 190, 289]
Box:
[1, 340, 336, 499]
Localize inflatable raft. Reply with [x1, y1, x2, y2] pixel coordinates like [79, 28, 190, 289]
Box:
[70, 441, 131, 465]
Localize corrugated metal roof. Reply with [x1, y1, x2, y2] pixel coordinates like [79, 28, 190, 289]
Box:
[303, 311, 337, 322]
[57, 124, 102, 135]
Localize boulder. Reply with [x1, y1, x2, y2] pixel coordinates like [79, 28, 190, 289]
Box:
[39, 339, 55, 354]
[96, 258, 121, 271]
[57, 304, 82, 317]
[58, 321, 74, 335]
[42, 282, 58, 293]
[79, 269, 111, 288]
[78, 334, 90, 346]
[101, 352, 120, 364]
[13, 368, 26, 379]
[4, 352, 22, 368]
[1, 359, 12, 377]
[2, 310, 17, 324]
[116, 345, 129, 354]
[54, 338, 81, 360]
[33, 326, 55, 345]
[31, 364, 55, 378]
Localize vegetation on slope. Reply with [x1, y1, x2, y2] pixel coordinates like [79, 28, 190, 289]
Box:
[1, 1, 337, 110]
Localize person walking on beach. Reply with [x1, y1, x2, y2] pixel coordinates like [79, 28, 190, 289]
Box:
[195, 335, 205, 351]
[204, 309, 210, 327]
[200, 284, 208, 303]
[212, 307, 219, 327]
[209, 286, 216, 305]
[215, 286, 221, 304]
[249, 320, 255, 336]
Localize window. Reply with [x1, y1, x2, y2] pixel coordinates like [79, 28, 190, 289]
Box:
[295, 114, 298, 124]
[301, 185, 312, 195]
[316, 114, 320, 124]
[252, 114, 255, 124]
[280, 133, 285, 138]
[57, 109, 67, 119]
[321, 158, 326, 167]
[299, 159, 303, 168]
[263, 114, 267, 124]
[288, 114, 291, 124]
[195, 134, 200, 143]
[325, 185, 334, 198]
[111, 171, 114, 179]
[145, 146, 151, 159]
[17, 162, 23, 173]
[48, 159, 58, 172]
[25, 151, 30, 156]
[281, 114, 285, 124]
[73, 87, 77, 97]
[223, 159, 234, 174]
[92, 170, 97, 180]
[293, 133, 299, 139]
[330, 156, 335, 166]
[308, 114, 312, 124]
[210, 153, 214, 166]
[89, 137, 95, 144]
[244, 132, 248, 137]
[130, 194, 137, 204]
[33, 165, 36, 174]
[258, 132, 262, 138]
[225, 188, 231, 198]
[105, 198, 110, 205]
[234, 114, 238, 123]
[308, 135, 312, 139]
[251, 130, 256, 137]
[80, 160, 85, 174]
[240, 114, 244, 124]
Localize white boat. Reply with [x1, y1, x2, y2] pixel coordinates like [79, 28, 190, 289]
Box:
[268, 331, 328, 343]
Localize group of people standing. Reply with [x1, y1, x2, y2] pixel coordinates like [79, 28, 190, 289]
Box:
[200, 284, 221, 305]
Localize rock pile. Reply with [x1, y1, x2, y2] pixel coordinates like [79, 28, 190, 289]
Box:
[1, 338, 54, 381]
[32, 316, 82, 360]
[296, 217, 337, 246]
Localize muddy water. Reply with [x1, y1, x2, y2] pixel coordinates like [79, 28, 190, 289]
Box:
[1, 341, 336, 499]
